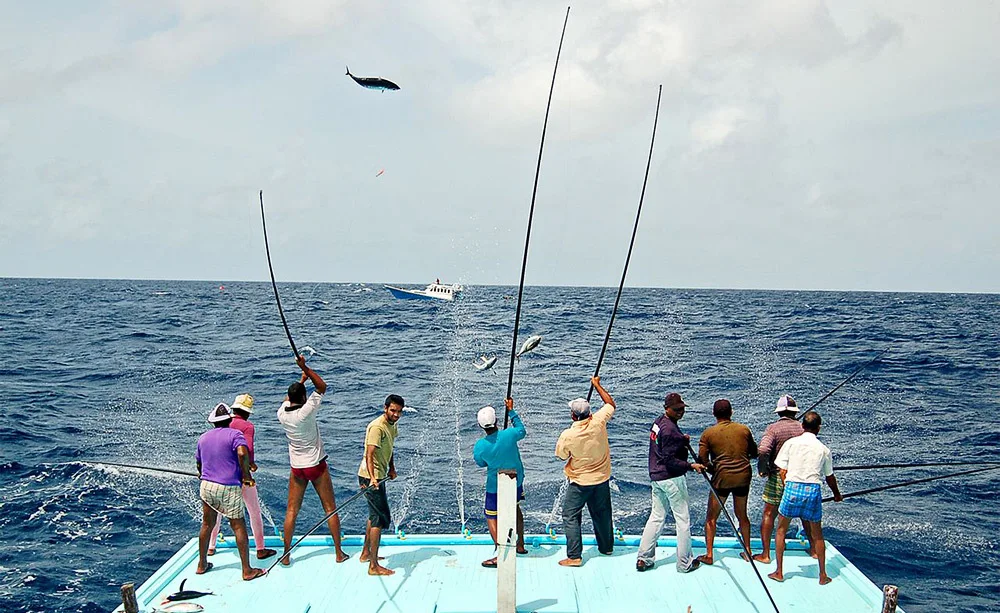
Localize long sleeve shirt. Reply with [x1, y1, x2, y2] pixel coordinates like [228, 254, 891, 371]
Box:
[473, 408, 527, 493]
[648, 415, 692, 481]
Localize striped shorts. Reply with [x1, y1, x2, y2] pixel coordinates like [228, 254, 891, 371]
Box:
[762, 473, 785, 506]
[200, 480, 244, 520]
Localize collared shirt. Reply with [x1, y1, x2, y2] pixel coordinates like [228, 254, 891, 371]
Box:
[698, 420, 758, 489]
[648, 414, 692, 481]
[277, 392, 325, 469]
[555, 403, 615, 486]
[196, 428, 248, 486]
[358, 414, 399, 480]
[473, 409, 526, 493]
[229, 415, 255, 463]
[775, 432, 834, 485]
[757, 417, 804, 475]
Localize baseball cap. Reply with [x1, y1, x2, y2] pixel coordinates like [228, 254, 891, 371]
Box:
[208, 402, 232, 423]
[477, 406, 497, 428]
[230, 393, 254, 414]
[568, 398, 592, 419]
[774, 394, 798, 414]
[664, 392, 687, 410]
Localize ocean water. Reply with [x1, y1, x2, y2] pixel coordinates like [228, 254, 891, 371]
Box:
[1, 278, 998, 613]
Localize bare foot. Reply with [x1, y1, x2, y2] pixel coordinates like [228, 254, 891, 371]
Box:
[196, 562, 213, 575]
[740, 551, 752, 563]
[768, 571, 784, 582]
[359, 554, 384, 563]
[696, 554, 714, 566]
[752, 553, 771, 564]
[810, 550, 820, 559]
[242, 568, 266, 581]
[558, 558, 582, 567]
[256, 548, 277, 560]
[279, 552, 291, 566]
[368, 565, 395, 576]
[336, 550, 350, 563]
[819, 574, 832, 585]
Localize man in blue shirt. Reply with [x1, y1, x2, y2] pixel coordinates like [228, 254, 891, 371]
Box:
[473, 397, 528, 568]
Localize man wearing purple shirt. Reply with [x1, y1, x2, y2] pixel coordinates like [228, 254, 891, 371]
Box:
[195, 403, 264, 581]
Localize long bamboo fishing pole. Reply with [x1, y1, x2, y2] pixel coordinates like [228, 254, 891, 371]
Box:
[687, 443, 780, 613]
[823, 464, 1000, 503]
[797, 346, 890, 420]
[835, 460, 1000, 471]
[585, 85, 662, 402]
[503, 6, 571, 429]
[86, 460, 198, 478]
[260, 190, 300, 359]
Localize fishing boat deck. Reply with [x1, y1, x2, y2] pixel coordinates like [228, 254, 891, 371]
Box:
[119, 534, 899, 613]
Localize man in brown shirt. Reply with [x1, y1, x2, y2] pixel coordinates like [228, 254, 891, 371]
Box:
[696, 399, 758, 565]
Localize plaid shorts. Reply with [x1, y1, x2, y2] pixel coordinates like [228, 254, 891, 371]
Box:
[762, 474, 785, 506]
[200, 480, 244, 520]
[778, 481, 822, 523]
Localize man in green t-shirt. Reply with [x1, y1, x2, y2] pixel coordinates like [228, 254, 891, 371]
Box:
[358, 394, 403, 576]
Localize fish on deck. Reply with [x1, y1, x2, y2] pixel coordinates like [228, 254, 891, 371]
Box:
[346, 66, 400, 91]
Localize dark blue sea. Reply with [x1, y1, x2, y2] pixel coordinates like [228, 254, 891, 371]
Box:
[1, 278, 998, 612]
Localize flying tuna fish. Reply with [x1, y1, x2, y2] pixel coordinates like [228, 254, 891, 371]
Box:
[346, 66, 400, 92]
[473, 355, 498, 371]
[515, 335, 542, 360]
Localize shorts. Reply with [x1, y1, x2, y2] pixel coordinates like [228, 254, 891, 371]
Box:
[484, 486, 525, 519]
[778, 482, 823, 523]
[200, 480, 244, 520]
[291, 458, 328, 483]
[359, 475, 392, 529]
[713, 483, 751, 498]
[762, 473, 785, 506]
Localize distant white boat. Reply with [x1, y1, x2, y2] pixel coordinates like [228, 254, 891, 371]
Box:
[384, 281, 462, 301]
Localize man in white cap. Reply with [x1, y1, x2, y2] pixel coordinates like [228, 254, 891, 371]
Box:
[554, 376, 616, 567]
[195, 403, 265, 580]
[473, 397, 528, 568]
[753, 394, 809, 563]
[207, 393, 277, 560]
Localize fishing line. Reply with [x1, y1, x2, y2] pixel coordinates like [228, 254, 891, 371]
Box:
[259, 190, 300, 359]
[797, 346, 890, 420]
[586, 84, 662, 402]
[687, 443, 781, 613]
[835, 460, 1000, 471]
[503, 6, 571, 429]
[823, 464, 1000, 503]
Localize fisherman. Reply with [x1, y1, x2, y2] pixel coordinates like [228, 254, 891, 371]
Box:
[754, 394, 812, 563]
[636, 392, 706, 573]
[768, 411, 843, 585]
[555, 376, 616, 567]
[696, 399, 758, 565]
[195, 403, 265, 580]
[359, 394, 403, 576]
[276, 356, 348, 565]
[207, 394, 277, 560]
[473, 397, 528, 568]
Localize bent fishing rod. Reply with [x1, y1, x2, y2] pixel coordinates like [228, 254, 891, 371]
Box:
[687, 443, 780, 613]
[504, 6, 571, 429]
[85, 460, 198, 478]
[260, 190, 300, 359]
[823, 464, 1000, 503]
[835, 460, 1000, 471]
[586, 84, 663, 402]
[797, 345, 891, 420]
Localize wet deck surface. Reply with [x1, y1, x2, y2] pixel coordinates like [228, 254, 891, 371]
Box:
[119, 534, 898, 613]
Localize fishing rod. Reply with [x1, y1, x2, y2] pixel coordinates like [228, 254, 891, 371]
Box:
[86, 461, 198, 478]
[823, 464, 1000, 503]
[797, 345, 891, 420]
[686, 443, 780, 613]
[267, 484, 370, 573]
[503, 6, 571, 429]
[586, 84, 663, 402]
[835, 460, 1000, 471]
[260, 190, 300, 359]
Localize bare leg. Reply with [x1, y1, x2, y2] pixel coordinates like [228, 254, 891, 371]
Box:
[482, 517, 498, 566]
[754, 503, 777, 563]
[809, 521, 831, 584]
[734, 495, 752, 561]
[802, 520, 819, 558]
[367, 526, 393, 576]
[281, 472, 308, 566]
[312, 469, 349, 562]
[197, 502, 218, 574]
[768, 515, 792, 582]
[516, 506, 527, 554]
[698, 493, 723, 565]
[208, 512, 223, 555]
[229, 517, 265, 580]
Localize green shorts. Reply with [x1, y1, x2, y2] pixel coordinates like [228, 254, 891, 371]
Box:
[762, 473, 785, 506]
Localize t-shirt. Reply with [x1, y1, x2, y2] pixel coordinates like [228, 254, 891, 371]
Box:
[230, 415, 255, 463]
[277, 392, 325, 469]
[358, 414, 398, 481]
[473, 408, 526, 493]
[555, 403, 615, 486]
[196, 427, 248, 486]
[698, 420, 758, 489]
[775, 432, 834, 485]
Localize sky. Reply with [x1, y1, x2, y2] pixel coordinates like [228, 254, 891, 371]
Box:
[1, 0, 998, 292]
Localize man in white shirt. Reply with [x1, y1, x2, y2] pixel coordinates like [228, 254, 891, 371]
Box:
[276, 355, 348, 565]
[767, 411, 843, 585]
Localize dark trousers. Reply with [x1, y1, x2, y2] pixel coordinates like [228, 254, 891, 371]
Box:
[563, 479, 613, 559]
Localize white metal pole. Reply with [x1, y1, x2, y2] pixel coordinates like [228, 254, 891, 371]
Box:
[497, 471, 518, 613]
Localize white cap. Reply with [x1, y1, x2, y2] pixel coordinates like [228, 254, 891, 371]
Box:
[774, 394, 798, 414]
[230, 393, 254, 414]
[568, 398, 591, 419]
[208, 402, 233, 423]
[477, 406, 497, 428]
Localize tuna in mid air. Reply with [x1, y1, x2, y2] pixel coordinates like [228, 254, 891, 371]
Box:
[515, 335, 542, 360]
[346, 66, 400, 91]
[474, 355, 498, 371]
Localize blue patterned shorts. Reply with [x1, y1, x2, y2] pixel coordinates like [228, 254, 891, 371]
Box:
[778, 481, 822, 522]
